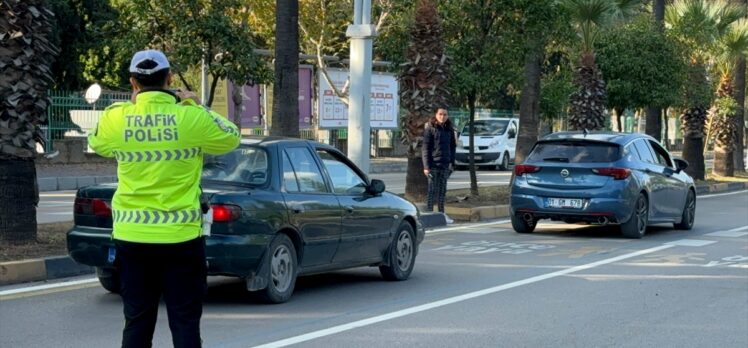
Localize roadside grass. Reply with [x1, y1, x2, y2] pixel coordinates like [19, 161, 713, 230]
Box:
[1, 222, 72, 262]
[697, 171, 748, 185]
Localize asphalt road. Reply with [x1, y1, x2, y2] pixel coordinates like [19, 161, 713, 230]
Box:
[37, 169, 513, 223]
[4, 190, 747, 348]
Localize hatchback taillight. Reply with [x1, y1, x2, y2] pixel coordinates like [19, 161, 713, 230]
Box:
[211, 204, 242, 222]
[74, 198, 112, 217]
[592, 167, 631, 180]
[514, 164, 541, 176]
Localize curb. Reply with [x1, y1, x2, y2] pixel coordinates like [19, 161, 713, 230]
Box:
[0, 256, 93, 286]
[38, 176, 118, 192]
[4, 181, 747, 288]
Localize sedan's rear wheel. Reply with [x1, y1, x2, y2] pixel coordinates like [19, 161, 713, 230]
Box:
[258, 234, 297, 303]
[674, 190, 696, 230]
[96, 267, 120, 294]
[621, 193, 648, 239]
[380, 222, 416, 281]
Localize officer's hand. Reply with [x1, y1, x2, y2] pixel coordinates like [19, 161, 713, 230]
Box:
[176, 90, 201, 104]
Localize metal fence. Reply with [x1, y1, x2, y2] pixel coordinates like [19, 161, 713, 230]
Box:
[45, 90, 131, 153]
[44, 91, 398, 156]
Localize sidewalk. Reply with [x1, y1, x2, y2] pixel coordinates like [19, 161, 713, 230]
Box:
[36, 157, 408, 192]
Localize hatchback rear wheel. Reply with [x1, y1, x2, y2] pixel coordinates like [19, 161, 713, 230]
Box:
[511, 214, 536, 233]
[621, 193, 648, 239]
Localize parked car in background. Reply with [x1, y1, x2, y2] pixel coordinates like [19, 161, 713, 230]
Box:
[68, 137, 425, 303]
[455, 117, 519, 171]
[510, 132, 696, 238]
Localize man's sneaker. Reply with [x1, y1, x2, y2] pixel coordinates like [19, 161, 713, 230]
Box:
[443, 213, 454, 224]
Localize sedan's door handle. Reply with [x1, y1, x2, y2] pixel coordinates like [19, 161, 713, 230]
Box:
[345, 206, 354, 214]
[292, 206, 304, 214]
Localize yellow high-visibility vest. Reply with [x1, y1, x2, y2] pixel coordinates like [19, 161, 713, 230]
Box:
[89, 91, 240, 243]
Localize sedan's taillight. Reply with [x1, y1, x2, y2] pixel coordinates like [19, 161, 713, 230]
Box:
[514, 164, 541, 176]
[74, 198, 112, 217]
[592, 167, 631, 180]
[211, 204, 242, 222]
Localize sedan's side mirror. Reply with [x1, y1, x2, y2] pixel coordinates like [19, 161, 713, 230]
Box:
[673, 158, 689, 173]
[367, 179, 385, 195]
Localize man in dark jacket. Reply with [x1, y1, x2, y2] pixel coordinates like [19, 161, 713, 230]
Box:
[422, 107, 456, 216]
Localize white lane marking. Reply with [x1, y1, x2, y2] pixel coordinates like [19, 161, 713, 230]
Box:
[698, 189, 748, 199]
[426, 219, 510, 234]
[666, 239, 716, 247]
[251, 244, 674, 348]
[707, 225, 748, 237]
[0, 278, 98, 299]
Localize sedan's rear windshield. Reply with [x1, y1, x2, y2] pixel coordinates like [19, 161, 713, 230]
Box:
[203, 146, 268, 185]
[527, 141, 621, 163]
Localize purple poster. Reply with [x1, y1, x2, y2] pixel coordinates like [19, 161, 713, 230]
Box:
[228, 66, 314, 130]
[298, 66, 313, 129]
[228, 83, 262, 129]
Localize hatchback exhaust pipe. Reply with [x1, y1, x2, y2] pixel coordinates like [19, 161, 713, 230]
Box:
[597, 216, 609, 225]
[523, 213, 534, 222]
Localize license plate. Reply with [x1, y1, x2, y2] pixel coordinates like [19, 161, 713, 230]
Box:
[546, 198, 583, 209]
[474, 156, 482, 160]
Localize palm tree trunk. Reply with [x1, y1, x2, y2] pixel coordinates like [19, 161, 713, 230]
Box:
[682, 133, 706, 180]
[516, 40, 542, 165]
[271, 0, 300, 137]
[0, 159, 38, 242]
[734, 57, 746, 171]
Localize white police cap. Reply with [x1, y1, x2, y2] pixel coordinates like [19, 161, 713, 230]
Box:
[129, 49, 170, 75]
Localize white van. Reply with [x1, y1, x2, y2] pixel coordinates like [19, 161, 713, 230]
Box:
[455, 117, 519, 170]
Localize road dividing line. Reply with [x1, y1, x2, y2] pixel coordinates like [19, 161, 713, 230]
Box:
[252, 244, 675, 348]
[426, 219, 510, 234]
[666, 239, 716, 247]
[698, 189, 748, 199]
[0, 278, 98, 301]
[707, 225, 748, 238]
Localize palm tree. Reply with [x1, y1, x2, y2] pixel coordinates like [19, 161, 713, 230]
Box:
[0, 0, 59, 242]
[708, 18, 748, 176]
[666, 0, 744, 179]
[400, 0, 450, 202]
[271, 0, 300, 137]
[561, 0, 642, 131]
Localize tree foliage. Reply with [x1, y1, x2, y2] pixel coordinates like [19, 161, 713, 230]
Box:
[88, 0, 270, 106]
[596, 16, 687, 111]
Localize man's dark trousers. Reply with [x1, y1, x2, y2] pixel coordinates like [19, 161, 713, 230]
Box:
[115, 237, 206, 348]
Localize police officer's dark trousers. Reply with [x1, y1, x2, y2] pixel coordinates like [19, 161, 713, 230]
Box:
[116, 237, 206, 348]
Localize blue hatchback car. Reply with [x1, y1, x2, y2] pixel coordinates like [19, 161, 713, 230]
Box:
[510, 132, 696, 238]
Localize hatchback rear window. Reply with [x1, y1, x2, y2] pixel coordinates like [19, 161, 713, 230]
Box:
[527, 141, 620, 163]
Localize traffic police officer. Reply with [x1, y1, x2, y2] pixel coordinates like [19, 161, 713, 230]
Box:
[88, 49, 240, 348]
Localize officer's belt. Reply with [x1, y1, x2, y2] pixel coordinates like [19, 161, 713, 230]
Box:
[114, 148, 201, 162]
[113, 208, 202, 224]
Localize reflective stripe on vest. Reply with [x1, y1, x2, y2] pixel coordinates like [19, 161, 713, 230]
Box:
[113, 148, 201, 162]
[112, 208, 202, 224]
